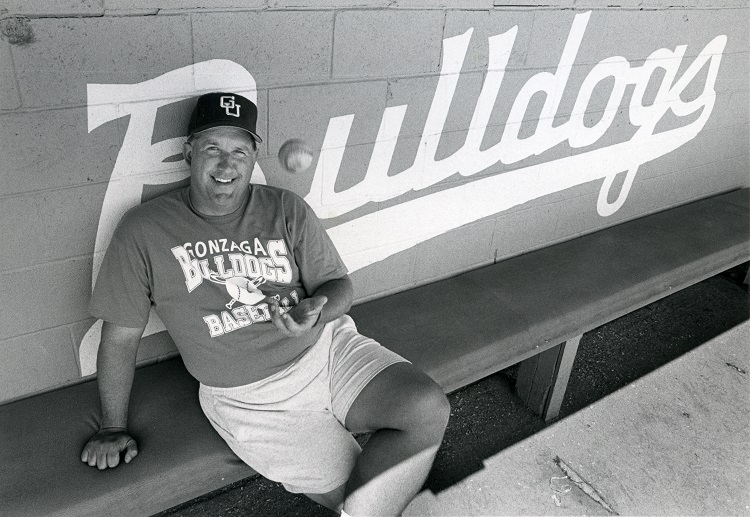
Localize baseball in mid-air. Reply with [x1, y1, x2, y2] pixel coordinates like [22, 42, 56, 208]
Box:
[278, 139, 314, 173]
[279, 138, 312, 173]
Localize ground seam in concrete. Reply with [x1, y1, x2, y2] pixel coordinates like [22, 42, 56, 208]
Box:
[553, 456, 619, 515]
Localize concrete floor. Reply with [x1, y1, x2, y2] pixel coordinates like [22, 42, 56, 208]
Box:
[406, 316, 750, 515]
[158, 264, 749, 517]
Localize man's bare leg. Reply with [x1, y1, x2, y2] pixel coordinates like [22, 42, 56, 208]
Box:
[305, 484, 346, 513]
[342, 362, 450, 516]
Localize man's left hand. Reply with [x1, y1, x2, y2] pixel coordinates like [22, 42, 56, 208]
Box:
[269, 296, 328, 337]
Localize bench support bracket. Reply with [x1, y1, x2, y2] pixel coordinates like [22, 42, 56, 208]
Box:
[516, 335, 582, 421]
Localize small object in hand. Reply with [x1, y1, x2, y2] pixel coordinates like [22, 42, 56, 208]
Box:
[278, 139, 313, 173]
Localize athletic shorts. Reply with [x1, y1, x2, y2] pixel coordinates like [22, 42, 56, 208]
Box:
[198, 315, 409, 494]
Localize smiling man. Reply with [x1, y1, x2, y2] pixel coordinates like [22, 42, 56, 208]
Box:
[81, 92, 450, 516]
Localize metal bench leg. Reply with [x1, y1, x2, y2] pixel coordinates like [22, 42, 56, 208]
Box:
[516, 334, 582, 422]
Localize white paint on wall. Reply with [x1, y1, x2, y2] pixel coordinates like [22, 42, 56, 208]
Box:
[307, 13, 726, 270]
[80, 13, 727, 375]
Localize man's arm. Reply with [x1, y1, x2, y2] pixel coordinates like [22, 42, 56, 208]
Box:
[269, 275, 353, 337]
[80, 321, 144, 470]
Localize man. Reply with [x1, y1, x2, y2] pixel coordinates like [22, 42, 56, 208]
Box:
[81, 92, 450, 516]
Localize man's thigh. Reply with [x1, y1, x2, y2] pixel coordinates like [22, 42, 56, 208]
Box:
[327, 315, 411, 427]
[343, 361, 449, 434]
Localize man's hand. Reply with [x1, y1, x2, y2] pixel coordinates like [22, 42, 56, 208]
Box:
[269, 295, 328, 337]
[81, 427, 138, 470]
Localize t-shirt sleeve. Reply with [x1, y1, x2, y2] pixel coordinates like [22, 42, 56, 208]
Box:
[89, 213, 152, 328]
[290, 195, 349, 296]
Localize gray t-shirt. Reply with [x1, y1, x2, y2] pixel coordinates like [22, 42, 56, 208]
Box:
[90, 185, 348, 387]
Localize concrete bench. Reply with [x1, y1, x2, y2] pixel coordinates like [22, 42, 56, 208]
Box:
[1, 188, 748, 517]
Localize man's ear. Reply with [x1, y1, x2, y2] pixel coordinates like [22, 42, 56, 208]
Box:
[183, 141, 193, 165]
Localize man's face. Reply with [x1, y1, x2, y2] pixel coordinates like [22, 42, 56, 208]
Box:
[184, 126, 258, 216]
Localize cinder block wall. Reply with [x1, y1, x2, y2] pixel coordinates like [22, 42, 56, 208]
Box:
[1, 0, 748, 404]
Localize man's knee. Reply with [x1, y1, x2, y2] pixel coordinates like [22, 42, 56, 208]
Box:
[407, 378, 451, 438]
[346, 362, 450, 436]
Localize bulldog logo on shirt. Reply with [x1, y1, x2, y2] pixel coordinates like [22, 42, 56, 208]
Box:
[171, 237, 300, 337]
[216, 274, 266, 309]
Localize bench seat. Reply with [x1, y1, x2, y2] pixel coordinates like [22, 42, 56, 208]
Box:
[350, 188, 750, 401]
[1, 188, 748, 517]
[0, 358, 255, 517]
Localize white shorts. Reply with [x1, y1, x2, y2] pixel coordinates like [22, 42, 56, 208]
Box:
[198, 315, 409, 494]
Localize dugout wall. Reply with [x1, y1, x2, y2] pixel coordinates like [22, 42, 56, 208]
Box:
[0, 0, 748, 403]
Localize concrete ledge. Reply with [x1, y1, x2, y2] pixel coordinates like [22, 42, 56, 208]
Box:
[0, 1, 104, 17]
[3, 0, 744, 17]
[105, 0, 265, 9]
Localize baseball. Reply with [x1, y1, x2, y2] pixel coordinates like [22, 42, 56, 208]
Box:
[278, 139, 314, 173]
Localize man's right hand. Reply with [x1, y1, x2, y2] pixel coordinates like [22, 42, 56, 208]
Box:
[269, 295, 328, 337]
[81, 427, 138, 470]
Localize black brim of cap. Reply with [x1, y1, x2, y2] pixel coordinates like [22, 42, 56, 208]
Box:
[191, 122, 263, 143]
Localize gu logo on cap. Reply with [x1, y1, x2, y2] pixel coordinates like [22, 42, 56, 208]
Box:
[220, 95, 240, 118]
[186, 91, 262, 142]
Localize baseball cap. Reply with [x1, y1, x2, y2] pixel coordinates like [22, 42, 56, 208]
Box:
[187, 92, 263, 143]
